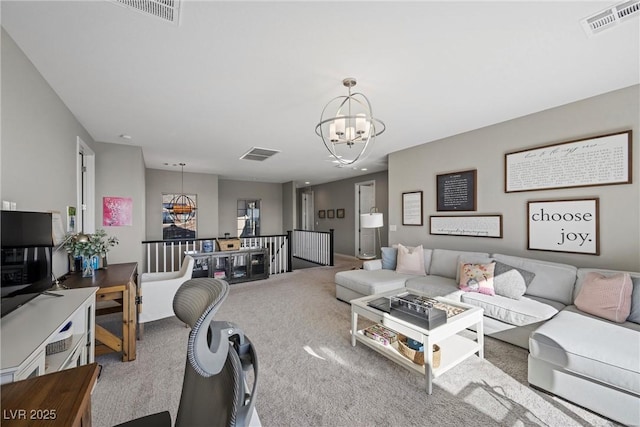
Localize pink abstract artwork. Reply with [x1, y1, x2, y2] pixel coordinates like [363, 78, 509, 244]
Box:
[103, 197, 133, 226]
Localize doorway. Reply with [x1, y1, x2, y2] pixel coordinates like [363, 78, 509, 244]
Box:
[355, 181, 375, 258]
[76, 137, 95, 234]
[301, 191, 314, 231]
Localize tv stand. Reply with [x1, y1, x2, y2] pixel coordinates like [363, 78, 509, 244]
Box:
[0, 287, 97, 384]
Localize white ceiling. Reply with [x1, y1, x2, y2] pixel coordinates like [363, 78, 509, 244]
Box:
[2, 1, 638, 187]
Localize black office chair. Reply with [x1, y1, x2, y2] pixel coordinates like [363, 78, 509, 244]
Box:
[116, 278, 258, 427]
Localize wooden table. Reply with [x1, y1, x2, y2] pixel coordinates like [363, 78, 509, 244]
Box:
[1, 363, 99, 427]
[61, 262, 138, 362]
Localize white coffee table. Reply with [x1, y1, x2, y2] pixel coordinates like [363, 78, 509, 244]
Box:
[350, 288, 484, 394]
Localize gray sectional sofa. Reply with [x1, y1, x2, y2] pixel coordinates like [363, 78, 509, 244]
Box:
[335, 248, 640, 426]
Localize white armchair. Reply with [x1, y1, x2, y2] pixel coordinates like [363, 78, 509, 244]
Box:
[138, 255, 195, 338]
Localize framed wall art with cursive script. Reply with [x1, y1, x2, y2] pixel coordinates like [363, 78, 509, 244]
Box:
[429, 214, 502, 238]
[505, 131, 631, 193]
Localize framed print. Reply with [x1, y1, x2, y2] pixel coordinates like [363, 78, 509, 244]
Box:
[437, 169, 477, 211]
[318, 210, 325, 218]
[430, 215, 502, 238]
[327, 209, 335, 219]
[506, 131, 631, 192]
[103, 196, 133, 226]
[402, 191, 423, 225]
[527, 198, 599, 255]
[337, 208, 345, 218]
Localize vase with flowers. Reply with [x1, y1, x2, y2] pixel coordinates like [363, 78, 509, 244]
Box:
[63, 229, 119, 277]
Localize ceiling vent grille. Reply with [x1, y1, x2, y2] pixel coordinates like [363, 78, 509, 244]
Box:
[581, 0, 639, 35]
[240, 147, 281, 162]
[111, 0, 181, 25]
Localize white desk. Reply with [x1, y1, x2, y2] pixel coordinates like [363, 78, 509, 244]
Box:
[0, 287, 98, 384]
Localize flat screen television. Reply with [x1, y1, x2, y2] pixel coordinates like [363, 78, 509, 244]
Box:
[1, 211, 54, 316]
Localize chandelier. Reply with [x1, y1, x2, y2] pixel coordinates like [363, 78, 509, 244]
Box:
[167, 163, 196, 224]
[315, 77, 385, 166]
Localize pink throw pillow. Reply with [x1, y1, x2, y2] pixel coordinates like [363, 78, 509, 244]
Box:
[575, 272, 632, 323]
[459, 262, 496, 295]
[395, 244, 426, 276]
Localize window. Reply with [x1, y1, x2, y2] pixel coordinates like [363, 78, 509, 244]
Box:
[237, 200, 261, 237]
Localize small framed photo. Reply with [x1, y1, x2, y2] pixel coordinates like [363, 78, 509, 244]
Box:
[327, 209, 335, 219]
[318, 210, 326, 219]
[337, 208, 345, 218]
[402, 191, 423, 226]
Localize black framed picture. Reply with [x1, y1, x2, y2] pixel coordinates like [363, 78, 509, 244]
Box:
[318, 210, 325, 218]
[327, 209, 335, 219]
[436, 169, 477, 211]
[337, 208, 345, 218]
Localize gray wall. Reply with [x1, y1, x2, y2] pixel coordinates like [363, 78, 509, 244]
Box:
[218, 179, 283, 237]
[1, 29, 97, 276]
[94, 142, 146, 267]
[145, 169, 219, 240]
[301, 171, 388, 256]
[389, 85, 640, 271]
[1, 29, 148, 273]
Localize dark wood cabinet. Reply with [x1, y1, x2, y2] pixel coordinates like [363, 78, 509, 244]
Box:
[191, 248, 269, 284]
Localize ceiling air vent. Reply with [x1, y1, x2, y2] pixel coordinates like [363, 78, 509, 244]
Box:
[581, 0, 639, 36]
[240, 147, 281, 162]
[111, 0, 181, 25]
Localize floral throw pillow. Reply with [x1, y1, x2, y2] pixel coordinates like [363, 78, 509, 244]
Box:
[459, 262, 496, 295]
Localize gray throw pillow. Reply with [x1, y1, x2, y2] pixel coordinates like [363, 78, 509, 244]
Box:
[381, 247, 397, 270]
[493, 261, 536, 300]
[627, 276, 640, 324]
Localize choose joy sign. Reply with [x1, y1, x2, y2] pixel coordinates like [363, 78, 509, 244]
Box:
[528, 199, 599, 255]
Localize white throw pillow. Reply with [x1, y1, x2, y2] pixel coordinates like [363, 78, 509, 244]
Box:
[395, 244, 426, 276]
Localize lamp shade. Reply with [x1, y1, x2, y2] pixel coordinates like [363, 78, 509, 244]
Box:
[360, 212, 383, 228]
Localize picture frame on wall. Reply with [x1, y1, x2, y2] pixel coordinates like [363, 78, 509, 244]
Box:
[505, 131, 631, 193]
[430, 214, 502, 238]
[318, 210, 325, 218]
[327, 209, 335, 219]
[337, 208, 345, 218]
[402, 191, 423, 226]
[527, 198, 599, 255]
[436, 169, 477, 211]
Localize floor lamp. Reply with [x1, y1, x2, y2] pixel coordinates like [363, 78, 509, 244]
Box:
[359, 208, 384, 260]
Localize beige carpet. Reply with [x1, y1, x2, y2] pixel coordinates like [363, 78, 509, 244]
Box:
[92, 255, 618, 427]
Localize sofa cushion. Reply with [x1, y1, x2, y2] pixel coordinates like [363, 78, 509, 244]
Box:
[459, 262, 496, 295]
[430, 249, 490, 279]
[405, 275, 461, 300]
[493, 261, 536, 300]
[574, 272, 632, 323]
[381, 247, 397, 270]
[461, 293, 560, 326]
[530, 306, 640, 394]
[455, 254, 493, 283]
[385, 245, 433, 274]
[334, 269, 413, 296]
[575, 268, 640, 325]
[630, 276, 640, 324]
[491, 254, 576, 305]
[395, 244, 426, 276]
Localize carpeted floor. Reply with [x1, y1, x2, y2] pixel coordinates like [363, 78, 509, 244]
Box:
[92, 255, 618, 427]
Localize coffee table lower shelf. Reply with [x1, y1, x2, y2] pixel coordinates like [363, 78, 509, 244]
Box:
[354, 330, 479, 377]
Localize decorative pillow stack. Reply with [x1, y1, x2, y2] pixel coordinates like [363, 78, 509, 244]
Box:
[575, 272, 633, 323]
[458, 262, 496, 295]
[395, 244, 426, 276]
